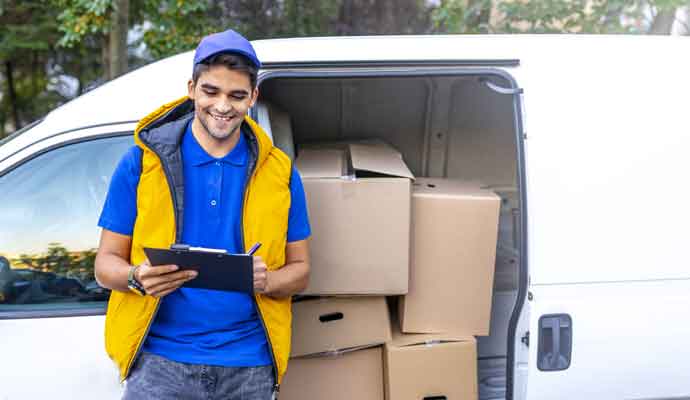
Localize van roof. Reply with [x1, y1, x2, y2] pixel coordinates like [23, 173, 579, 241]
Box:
[6, 34, 688, 152]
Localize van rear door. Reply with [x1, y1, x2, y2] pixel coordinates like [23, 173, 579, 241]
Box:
[522, 38, 690, 400]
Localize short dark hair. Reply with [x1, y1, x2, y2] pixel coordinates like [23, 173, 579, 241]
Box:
[192, 52, 258, 89]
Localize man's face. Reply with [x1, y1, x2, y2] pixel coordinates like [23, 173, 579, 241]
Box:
[188, 65, 258, 141]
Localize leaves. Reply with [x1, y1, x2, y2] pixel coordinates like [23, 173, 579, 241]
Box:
[139, 0, 219, 59]
[54, 0, 112, 48]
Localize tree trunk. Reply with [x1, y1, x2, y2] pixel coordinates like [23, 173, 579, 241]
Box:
[108, 0, 129, 79]
[337, 0, 354, 35]
[649, 8, 677, 35]
[102, 35, 110, 81]
[4, 61, 20, 131]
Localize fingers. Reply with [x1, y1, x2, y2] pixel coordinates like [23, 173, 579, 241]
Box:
[253, 257, 268, 293]
[136, 260, 197, 297]
[143, 269, 194, 288]
[254, 271, 267, 292]
[146, 271, 197, 298]
[138, 263, 179, 279]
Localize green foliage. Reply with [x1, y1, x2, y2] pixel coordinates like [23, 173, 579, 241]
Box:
[0, 2, 56, 59]
[432, 0, 493, 33]
[140, 0, 220, 59]
[54, 0, 112, 47]
[0, 1, 66, 135]
[495, 0, 690, 34]
[283, 0, 340, 37]
[432, 0, 690, 34]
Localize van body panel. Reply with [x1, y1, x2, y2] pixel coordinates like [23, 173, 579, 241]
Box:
[523, 41, 690, 284]
[521, 37, 690, 400]
[0, 315, 123, 399]
[526, 281, 690, 399]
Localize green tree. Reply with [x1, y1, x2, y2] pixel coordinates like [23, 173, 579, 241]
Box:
[0, 1, 61, 135]
[431, 0, 690, 34]
[139, 0, 221, 59]
[432, 0, 493, 33]
[53, 0, 129, 79]
[53, 0, 220, 72]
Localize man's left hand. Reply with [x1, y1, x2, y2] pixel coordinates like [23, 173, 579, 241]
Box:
[253, 256, 270, 294]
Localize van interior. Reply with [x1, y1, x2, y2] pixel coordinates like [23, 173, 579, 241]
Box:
[256, 72, 522, 400]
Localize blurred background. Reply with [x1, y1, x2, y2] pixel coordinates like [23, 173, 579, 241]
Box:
[1, 0, 689, 138]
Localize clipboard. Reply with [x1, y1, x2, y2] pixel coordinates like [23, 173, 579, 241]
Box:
[143, 246, 253, 294]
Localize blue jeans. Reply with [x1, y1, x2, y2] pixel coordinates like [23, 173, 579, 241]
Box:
[123, 352, 275, 400]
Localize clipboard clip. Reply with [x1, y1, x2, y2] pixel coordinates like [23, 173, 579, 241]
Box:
[170, 243, 228, 254]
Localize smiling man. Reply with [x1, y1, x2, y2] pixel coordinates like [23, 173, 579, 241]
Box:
[94, 30, 311, 400]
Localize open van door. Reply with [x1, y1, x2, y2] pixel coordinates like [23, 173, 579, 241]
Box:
[520, 39, 690, 400]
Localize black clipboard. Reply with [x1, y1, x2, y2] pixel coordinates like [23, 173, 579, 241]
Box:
[143, 246, 253, 294]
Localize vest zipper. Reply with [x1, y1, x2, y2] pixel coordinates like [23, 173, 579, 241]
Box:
[123, 300, 161, 381]
[241, 134, 281, 395]
[132, 120, 280, 392]
[123, 132, 179, 381]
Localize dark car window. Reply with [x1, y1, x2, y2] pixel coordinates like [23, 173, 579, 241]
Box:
[0, 135, 133, 310]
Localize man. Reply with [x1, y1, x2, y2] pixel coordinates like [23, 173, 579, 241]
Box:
[95, 29, 310, 400]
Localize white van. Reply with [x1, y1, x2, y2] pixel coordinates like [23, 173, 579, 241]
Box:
[1, 35, 689, 400]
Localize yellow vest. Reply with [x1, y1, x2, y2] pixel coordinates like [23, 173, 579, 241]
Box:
[104, 97, 293, 386]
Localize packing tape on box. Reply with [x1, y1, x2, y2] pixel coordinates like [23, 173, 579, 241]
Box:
[340, 177, 357, 199]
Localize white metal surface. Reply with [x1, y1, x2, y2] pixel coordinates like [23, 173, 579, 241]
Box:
[525, 281, 690, 399]
[522, 37, 690, 284]
[0, 315, 123, 399]
[519, 35, 690, 399]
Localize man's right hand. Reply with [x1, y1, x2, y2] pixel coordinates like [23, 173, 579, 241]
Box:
[134, 260, 198, 298]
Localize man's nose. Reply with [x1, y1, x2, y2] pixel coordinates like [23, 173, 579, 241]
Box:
[215, 97, 234, 113]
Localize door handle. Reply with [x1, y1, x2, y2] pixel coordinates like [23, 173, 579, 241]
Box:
[537, 314, 572, 371]
[479, 77, 524, 95]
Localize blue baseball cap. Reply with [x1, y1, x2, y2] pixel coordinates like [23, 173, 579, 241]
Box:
[193, 29, 261, 71]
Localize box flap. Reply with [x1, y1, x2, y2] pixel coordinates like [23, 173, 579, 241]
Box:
[349, 142, 414, 179]
[295, 148, 346, 179]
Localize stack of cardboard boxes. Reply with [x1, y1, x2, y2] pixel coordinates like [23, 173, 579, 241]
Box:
[281, 141, 500, 400]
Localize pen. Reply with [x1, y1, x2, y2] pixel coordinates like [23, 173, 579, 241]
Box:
[247, 242, 262, 255]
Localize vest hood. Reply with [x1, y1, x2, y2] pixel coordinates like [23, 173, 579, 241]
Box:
[133, 96, 274, 175]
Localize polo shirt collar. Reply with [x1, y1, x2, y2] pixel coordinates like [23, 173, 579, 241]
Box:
[183, 120, 248, 167]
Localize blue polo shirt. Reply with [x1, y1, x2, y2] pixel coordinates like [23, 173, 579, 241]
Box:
[98, 121, 311, 367]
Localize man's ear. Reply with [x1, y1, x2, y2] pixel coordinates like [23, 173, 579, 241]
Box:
[187, 79, 195, 100]
[249, 87, 259, 108]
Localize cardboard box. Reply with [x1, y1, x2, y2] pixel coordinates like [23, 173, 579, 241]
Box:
[296, 141, 414, 295]
[384, 327, 478, 400]
[280, 346, 384, 400]
[291, 296, 392, 357]
[399, 178, 500, 335]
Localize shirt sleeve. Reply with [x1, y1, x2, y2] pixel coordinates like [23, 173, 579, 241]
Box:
[97, 146, 142, 236]
[286, 166, 311, 243]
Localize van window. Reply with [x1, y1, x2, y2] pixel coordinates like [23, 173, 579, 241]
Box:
[0, 135, 132, 311]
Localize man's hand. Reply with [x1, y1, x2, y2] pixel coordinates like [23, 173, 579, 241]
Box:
[253, 256, 270, 294]
[251, 240, 310, 298]
[135, 260, 197, 298]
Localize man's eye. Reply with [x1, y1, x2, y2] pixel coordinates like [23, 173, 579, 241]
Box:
[203, 90, 217, 95]
[232, 95, 246, 100]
